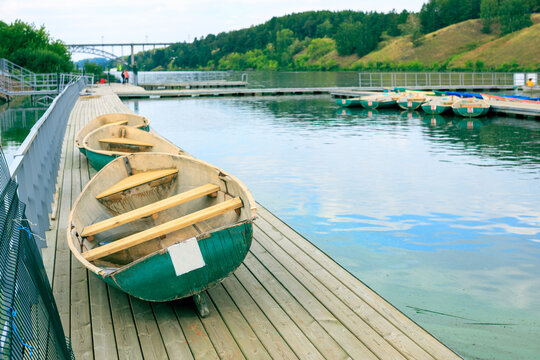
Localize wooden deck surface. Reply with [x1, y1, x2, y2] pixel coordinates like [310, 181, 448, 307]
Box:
[43, 85, 462, 360]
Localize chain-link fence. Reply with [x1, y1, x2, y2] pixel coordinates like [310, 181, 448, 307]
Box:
[0, 146, 74, 359]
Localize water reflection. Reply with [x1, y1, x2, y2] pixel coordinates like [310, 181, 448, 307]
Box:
[0, 104, 47, 163]
[125, 95, 540, 360]
[421, 114, 450, 127]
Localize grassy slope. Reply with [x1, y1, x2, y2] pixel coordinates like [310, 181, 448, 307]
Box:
[316, 14, 540, 69]
[449, 14, 540, 68]
[358, 19, 499, 65]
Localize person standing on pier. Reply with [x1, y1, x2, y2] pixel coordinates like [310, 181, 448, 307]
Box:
[121, 70, 125, 84]
[124, 70, 129, 84]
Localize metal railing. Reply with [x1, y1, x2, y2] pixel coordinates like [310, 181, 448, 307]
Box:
[358, 72, 518, 89]
[1, 146, 74, 360]
[136, 71, 248, 85]
[0, 58, 93, 99]
[8, 76, 88, 249]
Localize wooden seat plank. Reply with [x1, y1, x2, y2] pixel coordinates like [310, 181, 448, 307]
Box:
[106, 120, 129, 126]
[96, 168, 178, 199]
[98, 138, 154, 147]
[82, 183, 220, 237]
[82, 197, 243, 261]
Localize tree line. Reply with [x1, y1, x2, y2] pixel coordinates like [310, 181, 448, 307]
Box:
[0, 20, 72, 72]
[420, 0, 538, 34]
[131, 1, 537, 72]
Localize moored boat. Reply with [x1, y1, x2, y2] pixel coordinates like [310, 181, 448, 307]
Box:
[68, 153, 257, 304]
[76, 113, 150, 155]
[82, 124, 185, 170]
[421, 95, 459, 115]
[397, 93, 428, 110]
[336, 97, 363, 107]
[452, 98, 490, 117]
[360, 93, 398, 109]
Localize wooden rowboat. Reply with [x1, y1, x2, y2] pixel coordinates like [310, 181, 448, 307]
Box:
[76, 113, 150, 155]
[68, 153, 257, 306]
[360, 93, 398, 109]
[421, 95, 459, 115]
[336, 98, 363, 107]
[452, 98, 490, 117]
[397, 93, 427, 110]
[82, 124, 184, 170]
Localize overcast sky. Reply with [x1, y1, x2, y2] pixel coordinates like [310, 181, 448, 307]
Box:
[1, 0, 426, 60]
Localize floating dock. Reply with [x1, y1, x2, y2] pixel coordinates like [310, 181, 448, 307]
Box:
[43, 85, 462, 359]
[112, 83, 373, 99]
[141, 80, 247, 90]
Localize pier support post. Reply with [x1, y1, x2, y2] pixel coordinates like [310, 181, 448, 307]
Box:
[193, 292, 210, 317]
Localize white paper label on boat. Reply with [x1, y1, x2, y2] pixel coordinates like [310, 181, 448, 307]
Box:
[168, 238, 205, 276]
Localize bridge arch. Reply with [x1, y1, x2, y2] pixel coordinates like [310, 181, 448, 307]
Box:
[67, 45, 128, 66]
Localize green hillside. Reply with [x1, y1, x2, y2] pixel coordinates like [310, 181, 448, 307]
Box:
[354, 14, 540, 70]
[129, 8, 540, 72]
[448, 14, 540, 69]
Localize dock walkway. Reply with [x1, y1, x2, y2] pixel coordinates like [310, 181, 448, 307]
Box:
[43, 85, 462, 359]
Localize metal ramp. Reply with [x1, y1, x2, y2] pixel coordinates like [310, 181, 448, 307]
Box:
[0, 58, 92, 104]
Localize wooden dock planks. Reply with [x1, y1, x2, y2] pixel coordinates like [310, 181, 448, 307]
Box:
[42, 85, 462, 360]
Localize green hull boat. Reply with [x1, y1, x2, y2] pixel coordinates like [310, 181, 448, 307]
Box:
[397, 98, 425, 110]
[336, 98, 363, 107]
[76, 113, 150, 155]
[421, 96, 459, 115]
[82, 124, 185, 170]
[68, 153, 257, 304]
[452, 98, 490, 117]
[360, 97, 397, 109]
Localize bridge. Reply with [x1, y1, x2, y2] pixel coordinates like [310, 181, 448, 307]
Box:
[66, 42, 176, 67]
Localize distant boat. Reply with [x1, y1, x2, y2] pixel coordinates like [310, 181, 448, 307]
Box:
[336, 97, 363, 107]
[421, 95, 459, 115]
[76, 113, 150, 155]
[68, 153, 257, 303]
[452, 98, 490, 117]
[359, 93, 398, 109]
[397, 93, 428, 110]
[82, 124, 184, 170]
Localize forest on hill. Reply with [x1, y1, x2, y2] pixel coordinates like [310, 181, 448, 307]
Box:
[0, 20, 73, 72]
[131, 0, 540, 72]
[1, 0, 538, 74]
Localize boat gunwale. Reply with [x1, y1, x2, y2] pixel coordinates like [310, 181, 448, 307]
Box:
[75, 112, 150, 149]
[82, 124, 184, 157]
[67, 152, 257, 277]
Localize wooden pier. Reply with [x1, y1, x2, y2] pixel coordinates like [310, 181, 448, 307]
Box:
[112, 83, 370, 99]
[43, 85, 462, 360]
[141, 80, 248, 90]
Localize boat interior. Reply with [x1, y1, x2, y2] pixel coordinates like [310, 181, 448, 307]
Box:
[69, 154, 255, 271]
[75, 113, 149, 148]
[83, 125, 183, 156]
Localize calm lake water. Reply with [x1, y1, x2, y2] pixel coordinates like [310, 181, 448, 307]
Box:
[123, 95, 540, 360]
[0, 102, 47, 163]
